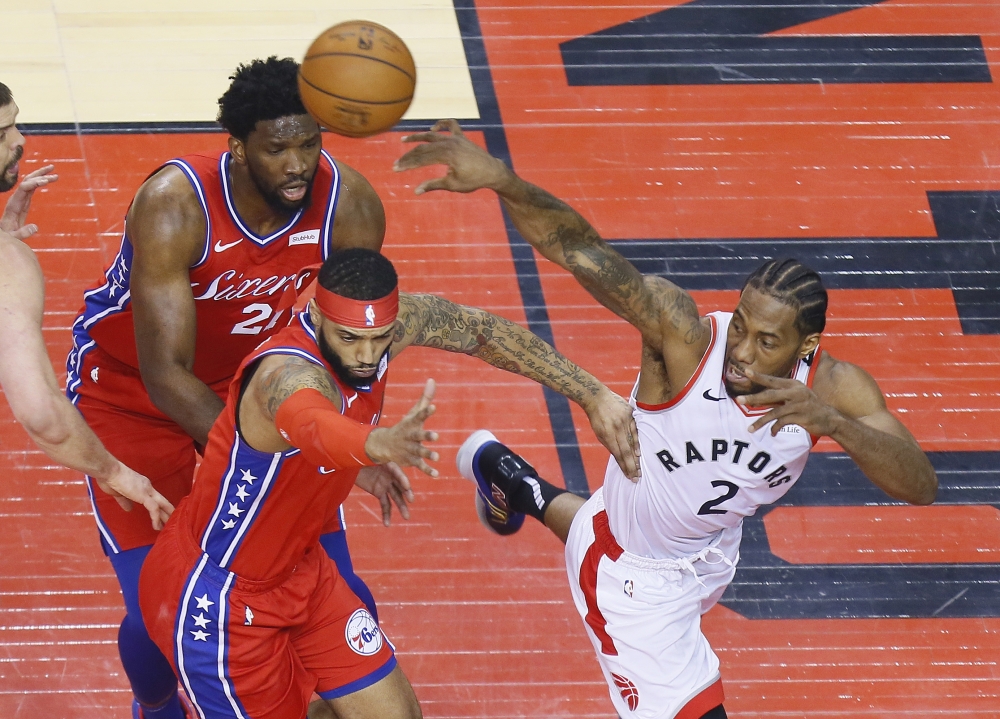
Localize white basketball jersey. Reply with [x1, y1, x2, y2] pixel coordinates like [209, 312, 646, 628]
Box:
[603, 311, 819, 559]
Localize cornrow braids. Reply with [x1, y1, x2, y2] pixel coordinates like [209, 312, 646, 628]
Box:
[217, 57, 308, 141]
[319, 248, 398, 301]
[743, 258, 828, 335]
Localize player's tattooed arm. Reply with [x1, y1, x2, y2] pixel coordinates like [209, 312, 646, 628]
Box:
[393, 292, 642, 478]
[253, 354, 343, 422]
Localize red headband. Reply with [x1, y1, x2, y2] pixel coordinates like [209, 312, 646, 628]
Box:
[314, 285, 399, 329]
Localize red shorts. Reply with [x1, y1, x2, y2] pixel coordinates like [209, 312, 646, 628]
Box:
[139, 520, 395, 719]
[70, 345, 230, 552]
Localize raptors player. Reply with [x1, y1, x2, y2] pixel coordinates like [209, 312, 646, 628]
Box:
[397, 121, 938, 719]
[65, 58, 389, 719]
[139, 247, 636, 718]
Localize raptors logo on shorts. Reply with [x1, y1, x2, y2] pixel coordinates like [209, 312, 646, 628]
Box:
[611, 672, 639, 711]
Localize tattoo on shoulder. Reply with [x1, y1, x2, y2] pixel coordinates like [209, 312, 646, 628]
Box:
[258, 355, 338, 420]
[664, 288, 706, 345]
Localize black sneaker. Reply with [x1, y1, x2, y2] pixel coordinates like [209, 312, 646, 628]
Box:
[456, 430, 529, 536]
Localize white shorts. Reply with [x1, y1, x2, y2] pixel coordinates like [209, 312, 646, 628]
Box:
[565, 488, 740, 718]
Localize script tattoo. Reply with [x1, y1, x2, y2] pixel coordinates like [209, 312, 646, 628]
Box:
[397, 293, 602, 405]
[258, 355, 338, 420]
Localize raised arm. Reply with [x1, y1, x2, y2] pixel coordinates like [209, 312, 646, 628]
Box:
[0, 234, 173, 528]
[129, 167, 225, 446]
[394, 120, 706, 353]
[391, 292, 641, 479]
[739, 356, 937, 505]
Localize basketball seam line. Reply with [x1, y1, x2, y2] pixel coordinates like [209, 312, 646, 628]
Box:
[298, 71, 413, 106]
[301, 51, 416, 82]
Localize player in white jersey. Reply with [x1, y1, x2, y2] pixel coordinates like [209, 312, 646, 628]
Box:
[396, 121, 938, 719]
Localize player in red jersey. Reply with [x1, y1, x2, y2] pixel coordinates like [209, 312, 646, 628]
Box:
[65, 59, 391, 719]
[139, 247, 637, 719]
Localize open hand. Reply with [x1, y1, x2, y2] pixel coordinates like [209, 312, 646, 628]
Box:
[394, 120, 511, 195]
[365, 378, 440, 477]
[1, 165, 58, 240]
[355, 462, 414, 526]
[94, 461, 174, 530]
[738, 367, 841, 437]
[584, 387, 641, 480]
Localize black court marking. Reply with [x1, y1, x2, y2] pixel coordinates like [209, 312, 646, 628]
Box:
[722, 451, 1000, 619]
[605, 190, 1000, 335]
[455, 0, 590, 497]
[561, 0, 992, 86]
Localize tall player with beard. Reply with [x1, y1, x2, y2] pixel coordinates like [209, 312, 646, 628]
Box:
[66, 59, 393, 719]
[396, 121, 938, 719]
[139, 247, 637, 718]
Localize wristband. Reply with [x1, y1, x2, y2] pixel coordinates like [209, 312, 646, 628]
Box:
[275, 388, 376, 471]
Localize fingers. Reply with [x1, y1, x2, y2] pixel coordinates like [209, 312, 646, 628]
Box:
[414, 458, 439, 478]
[114, 496, 134, 512]
[742, 367, 788, 388]
[10, 224, 38, 240]
[431, 119, 464, 135]
[379, 493, 393, 527]
[737, 388, 786, 407]
[414, 178, 452, 195]
[22, 165, 56, 182]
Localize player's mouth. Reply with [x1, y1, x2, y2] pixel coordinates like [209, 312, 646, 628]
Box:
[725, 361, 749, 386]
[351, 366, 378, 379]
[3, 160, 17, 178]
[279, 183, 307, 202]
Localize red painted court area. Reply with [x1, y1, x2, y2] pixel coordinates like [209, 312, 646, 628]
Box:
[4, 0, 1000, 717]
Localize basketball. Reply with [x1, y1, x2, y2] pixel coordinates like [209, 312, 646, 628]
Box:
[298, 21, 416, 138]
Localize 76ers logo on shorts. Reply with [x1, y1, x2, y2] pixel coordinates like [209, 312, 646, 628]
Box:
[611, 672, 639, 711]
[346, 609, 383, 656]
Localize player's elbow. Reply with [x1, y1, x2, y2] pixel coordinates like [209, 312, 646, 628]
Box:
[912, 470, 938, 506]
[14, 392, 73, 447]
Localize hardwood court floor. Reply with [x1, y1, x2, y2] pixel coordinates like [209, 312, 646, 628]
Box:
[2, 0, 1000, 717]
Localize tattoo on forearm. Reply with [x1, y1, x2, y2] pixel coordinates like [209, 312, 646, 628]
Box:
[259, 356, 338, 420]
[399, 294, 602, 405]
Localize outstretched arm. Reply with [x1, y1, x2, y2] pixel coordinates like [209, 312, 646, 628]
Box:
[394, 120, 706, 353]
[240, 353, 440, 477]
[739, 359, 937, 505]
[0, 234, 173, 528]
[392, 292, 641, 479]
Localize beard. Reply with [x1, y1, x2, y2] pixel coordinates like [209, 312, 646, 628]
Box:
[317, 331, 379, 390]
[248, 164, 313, 214]
[0, 145, 22, 193]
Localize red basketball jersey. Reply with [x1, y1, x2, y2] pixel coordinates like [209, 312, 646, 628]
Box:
[67, 150, 342, 393]
[171, 309, 388, 581]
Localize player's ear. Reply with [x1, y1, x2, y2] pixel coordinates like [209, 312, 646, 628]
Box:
[797, 332, 820, 359]
[229, 135, 246, 165]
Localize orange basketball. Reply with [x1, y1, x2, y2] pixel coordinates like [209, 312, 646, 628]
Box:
[298, 21, 416, 138]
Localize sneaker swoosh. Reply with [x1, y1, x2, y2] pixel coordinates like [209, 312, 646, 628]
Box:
[214, 238, 243, 253]
[703, 389, 727, 402]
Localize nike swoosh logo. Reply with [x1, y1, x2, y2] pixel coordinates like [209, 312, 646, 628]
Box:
[703, 389, 727, 402]
[214, 238, 243, 253]
[318, 466, 337, 475]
